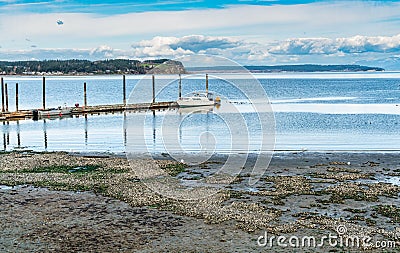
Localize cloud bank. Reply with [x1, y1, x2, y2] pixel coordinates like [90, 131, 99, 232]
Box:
[271, 34, 400, 55]
[131, 35, 246, 58]
[2, 34, 399, 69]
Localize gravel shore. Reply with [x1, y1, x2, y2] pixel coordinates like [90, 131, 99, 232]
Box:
[1, 151, 399, 252]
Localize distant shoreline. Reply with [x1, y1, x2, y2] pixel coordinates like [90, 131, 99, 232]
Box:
[0, 60, 385, 76]
[187, 64, 385, 73]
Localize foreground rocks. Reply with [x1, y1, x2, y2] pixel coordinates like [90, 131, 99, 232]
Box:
[0, 151, 400, 252]
[1, 186, 258, 253]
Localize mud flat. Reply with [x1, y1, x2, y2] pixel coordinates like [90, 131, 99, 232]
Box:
[0, 151, 399, 252]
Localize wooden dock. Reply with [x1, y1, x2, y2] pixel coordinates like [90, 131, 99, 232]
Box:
[0, 73, 196, 121]
[0, 101, 178, 121]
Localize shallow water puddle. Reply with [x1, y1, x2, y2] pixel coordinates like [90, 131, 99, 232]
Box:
[0, 185, 13, 190]
[384, 176, 400, 186]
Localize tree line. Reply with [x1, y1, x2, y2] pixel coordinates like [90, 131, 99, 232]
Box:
[0, 59, 183, 75]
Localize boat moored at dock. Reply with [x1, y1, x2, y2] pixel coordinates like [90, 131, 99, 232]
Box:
[177, 92, 220, 108]
[33, 106, 72, 119]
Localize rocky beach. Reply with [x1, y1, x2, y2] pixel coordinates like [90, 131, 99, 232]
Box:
[0, 151, 399, 252]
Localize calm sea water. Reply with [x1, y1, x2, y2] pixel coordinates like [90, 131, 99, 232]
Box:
[0, 72, 399, 153]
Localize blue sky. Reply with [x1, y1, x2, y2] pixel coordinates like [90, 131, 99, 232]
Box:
[0, 0, 322, 14]
[1, 0, 400, 69]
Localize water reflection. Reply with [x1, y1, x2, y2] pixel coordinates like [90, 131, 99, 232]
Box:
[0, 108, 179, 153]
[127, 102, 267, 156]
[1, 120, 25, 150]
[0, 106, 398, 152]
[152, 111, 156, 149]
[177, 105, 214, 153]
[43, 119, 47, 150]
[16, 121, 20, 147]
[85, 115, 88, 146]
[2, 121, 9, 150]
[177, 105, 214, 115]
[123, 112, 127, 147]
[2, 131, 5, 150]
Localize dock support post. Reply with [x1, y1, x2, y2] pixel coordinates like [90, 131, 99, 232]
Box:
[206, 73, 209, 94]
[178, 74, 182, 98]
[1, 78, 4, 113]
[15, 83, 19, 112]
[83, 82, 87, 108]
[152, 75, 155, 104]
[123, 75, 126, 106]
[42, 76, 46, 109]
[4, 83, 8, 112]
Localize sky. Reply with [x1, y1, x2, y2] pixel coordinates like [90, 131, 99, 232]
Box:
[1, 0, 400, 69]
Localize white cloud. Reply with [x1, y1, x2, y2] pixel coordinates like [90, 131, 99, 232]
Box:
[130, 35, 273, 64]
[132, 36, 193, 57]
[338, 34, 400, 53]
[168, 35, 242, 52]
[131, 35, 244, 58]
[270, 38, 336, 55]
[270, 34, 400, 55]
[90, 45, 115, 58]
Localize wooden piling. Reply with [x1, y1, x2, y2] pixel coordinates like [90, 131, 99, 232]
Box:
[152, 75, 155, 104]
[15, 83, 19, 112]
[4, 83, 8, 112]
[83, 82, 87, 108]
[123, 75, 126, 105]
[1, 78, 4, 113]
[178, 74, 182, 98]
[206, 74, 209, 94]
[42, 76, 46, 109]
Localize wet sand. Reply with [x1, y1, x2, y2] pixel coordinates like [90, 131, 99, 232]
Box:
[1, 185, 259, 253]
[0, 151, 399, 252]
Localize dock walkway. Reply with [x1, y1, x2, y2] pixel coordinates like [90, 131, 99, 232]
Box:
[0, 101, 178, 121]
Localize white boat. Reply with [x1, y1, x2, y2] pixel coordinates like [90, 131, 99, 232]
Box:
[177, 92, 220, 108]
[37, 107, 72, 118]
